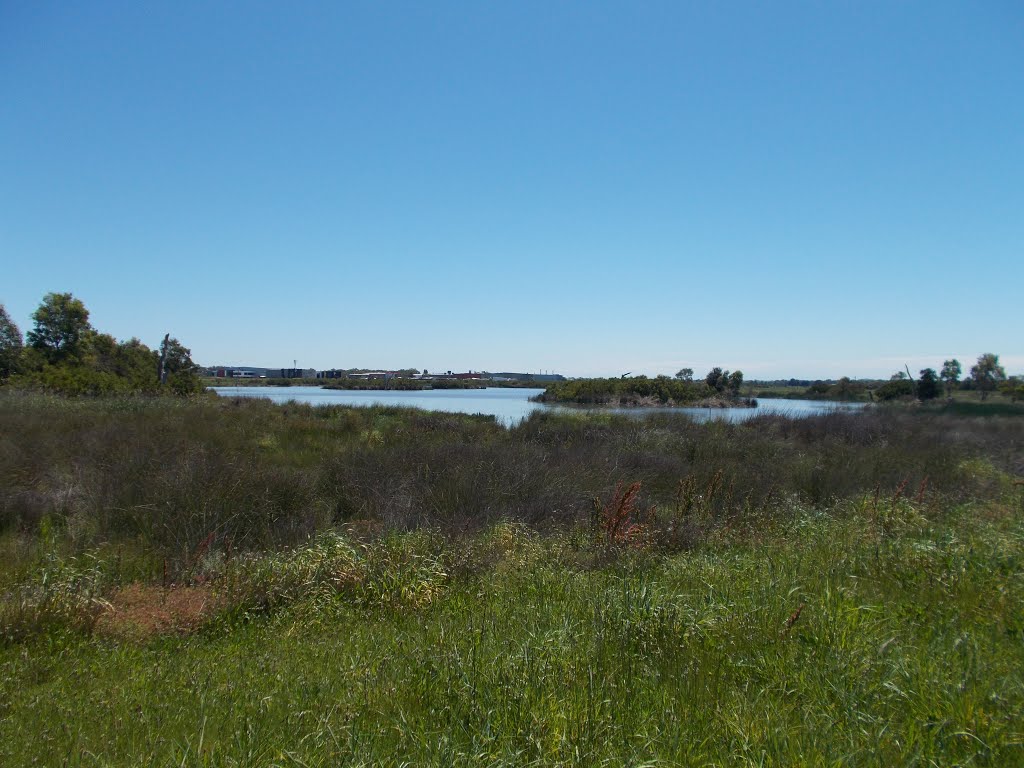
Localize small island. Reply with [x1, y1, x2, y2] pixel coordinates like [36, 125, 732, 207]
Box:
[533, 369, 757, 408]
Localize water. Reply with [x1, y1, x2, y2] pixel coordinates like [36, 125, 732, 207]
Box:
[209, 385, 867, 426]
[210, 386, 547, 425]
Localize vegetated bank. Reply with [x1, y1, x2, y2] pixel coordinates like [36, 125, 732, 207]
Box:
[1, 391, 1023, 765]
[322, 377, 489, 391]
[203, 377, 546, 391]
[750, 354, 1024, 404]
[534, 371, 756, 407]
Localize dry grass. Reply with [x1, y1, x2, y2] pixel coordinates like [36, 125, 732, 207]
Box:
[95, 583, 220, 640]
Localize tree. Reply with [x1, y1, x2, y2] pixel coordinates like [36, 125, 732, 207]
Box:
[26, 292, 92, 363]
[726, 370, 743, 396]
[940, 359, 961, 398]
[917, 368, 941, 401]
[675, 367, 694, 382]
[875, 377, 915, 401]
[92, 334, 160, 390]
[829, 377, 860, 401]
[0, 304, 23, 379]
[999, 376, 1024, 402]
[159, 335, 200, 394]
[969, 353, 1006, 400]
[705, 367, 726, 393]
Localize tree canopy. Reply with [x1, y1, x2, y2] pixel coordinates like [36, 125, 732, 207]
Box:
[917, 368, 941, 401]
[0, 304, 24, 379]
[26, 292, 93, 363]
[970, 353, 1006, 400]
[940, 359, 961, 398]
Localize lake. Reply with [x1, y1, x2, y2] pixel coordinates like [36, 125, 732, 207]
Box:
[209, 386, 868, 426]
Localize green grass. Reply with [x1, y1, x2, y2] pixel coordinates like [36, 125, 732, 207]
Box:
[2, 504, 1022, 766]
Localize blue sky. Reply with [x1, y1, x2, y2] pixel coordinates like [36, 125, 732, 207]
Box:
[3, 1, 1021, 378]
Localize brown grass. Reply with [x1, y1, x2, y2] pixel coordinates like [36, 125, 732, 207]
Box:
[595, 481, 650, 546]
[95, 583, 221, 639]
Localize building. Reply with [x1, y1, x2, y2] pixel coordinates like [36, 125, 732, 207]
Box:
[485, 372, 567, 383]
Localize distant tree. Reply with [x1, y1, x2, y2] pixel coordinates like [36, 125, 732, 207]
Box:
[998, 375, 1024, 401]
[675, 367, 694, 382]
[0, 304, 24, 379]
[891, 371, 908, 381]
[970, 353, 1006, 400]
[830, 377, 854, 400]
[26, 292, 92, 363]
[806, 380, 832, 396]
[423, 369, 429, 375]
[158, 335, 200, 394]
[875, 377, 915, 401]
[705, 367, 726, 393]
[726, 370, 743, 396]
[917, 368, 941, 401]
[940, 359, 961, 398]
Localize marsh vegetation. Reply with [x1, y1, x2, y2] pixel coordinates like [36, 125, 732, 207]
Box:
[1, 391, 1023, 764]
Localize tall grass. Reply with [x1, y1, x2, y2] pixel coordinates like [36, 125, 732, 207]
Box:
[1, 504, 1022, 765]
[2, 391, 1020, 571]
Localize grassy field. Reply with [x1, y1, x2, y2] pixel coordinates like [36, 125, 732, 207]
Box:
[1, 392, 1022, 765]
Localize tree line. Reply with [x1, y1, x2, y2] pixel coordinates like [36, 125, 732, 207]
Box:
[875, 354, 1021, 402]
[536, 368, 746, 405]
[0, 293, 200, 395]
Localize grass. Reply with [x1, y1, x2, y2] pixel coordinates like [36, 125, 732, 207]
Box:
[2, 504, 1022, 766]
[1, 390, 1023, 765]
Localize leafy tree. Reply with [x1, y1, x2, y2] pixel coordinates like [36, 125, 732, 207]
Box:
[705, 367, 725, 393]
[917, 368, 941, 401]
[969, 353, 1006, 400]
[26, 292, 92, 363]
[0, 304, 23, 379]
[940, 359, 961, 398]
[675, 367, 693, 382]
[727, 370, 743, 396]
[159, 335, 201, 394]
[806, 380, 832, 396]
[92, 334, 160, 390]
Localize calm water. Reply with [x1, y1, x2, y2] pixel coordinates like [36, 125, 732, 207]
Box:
[210, 386, 867, 426]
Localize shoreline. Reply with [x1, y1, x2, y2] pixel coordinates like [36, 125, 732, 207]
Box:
[532, 394, 758, 409]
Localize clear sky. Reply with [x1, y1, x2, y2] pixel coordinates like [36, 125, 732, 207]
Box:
[3, 2, 1022, 378]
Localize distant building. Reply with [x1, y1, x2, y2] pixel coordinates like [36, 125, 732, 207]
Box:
[347, 371, 392, 380]
[485, 372, 566, 383]
[276, 368, 316, 379]
[205, 366, 315, 379]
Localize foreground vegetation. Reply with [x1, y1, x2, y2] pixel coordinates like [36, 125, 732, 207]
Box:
[1, 393, 1023, 765]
